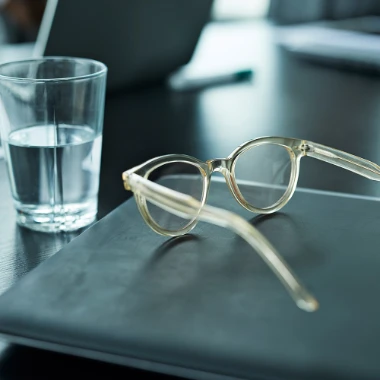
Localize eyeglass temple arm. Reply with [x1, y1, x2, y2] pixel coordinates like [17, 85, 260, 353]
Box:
[124, 172, 318, 312]
[304, 142, 380, 181]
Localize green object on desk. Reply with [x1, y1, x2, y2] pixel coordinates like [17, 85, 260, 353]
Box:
[168, 68, 254, 91]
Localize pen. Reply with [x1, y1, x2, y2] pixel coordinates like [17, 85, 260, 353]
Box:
[168, 68, 254, 91]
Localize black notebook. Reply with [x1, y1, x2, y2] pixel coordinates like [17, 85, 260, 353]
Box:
[0, 179, 380, 380]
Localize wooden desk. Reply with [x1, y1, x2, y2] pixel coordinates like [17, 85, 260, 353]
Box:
[0, 20, 380, 378]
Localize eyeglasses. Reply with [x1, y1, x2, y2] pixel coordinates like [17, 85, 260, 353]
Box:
[122, 136, 380, 312]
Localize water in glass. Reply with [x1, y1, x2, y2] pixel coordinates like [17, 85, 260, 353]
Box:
[3, 124, 102, 232]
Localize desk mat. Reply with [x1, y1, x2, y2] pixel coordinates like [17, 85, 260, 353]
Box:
[0, 179, 380, 380]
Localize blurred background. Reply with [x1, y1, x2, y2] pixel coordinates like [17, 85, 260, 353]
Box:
[0, 0, 379, 92]
[0, 0, 380, 88]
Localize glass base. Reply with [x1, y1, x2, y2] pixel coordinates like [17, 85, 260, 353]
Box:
[15, 201, 97, 233]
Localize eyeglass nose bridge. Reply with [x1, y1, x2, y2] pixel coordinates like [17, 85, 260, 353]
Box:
[206, 158, 233, 174]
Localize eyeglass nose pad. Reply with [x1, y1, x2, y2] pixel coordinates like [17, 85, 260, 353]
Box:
[222, 169, 242, 201]
[207, 158, 230, 173]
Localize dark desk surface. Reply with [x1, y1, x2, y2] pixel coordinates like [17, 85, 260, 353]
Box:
[1, 20, 380, 378]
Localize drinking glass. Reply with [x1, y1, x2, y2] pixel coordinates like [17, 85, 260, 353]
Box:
[0, 57, 107, 232]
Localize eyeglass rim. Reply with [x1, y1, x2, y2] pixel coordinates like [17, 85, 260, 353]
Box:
[134, 158, 210, 237]
[127, 137, 305, 236]
[228, 138, 301, 213]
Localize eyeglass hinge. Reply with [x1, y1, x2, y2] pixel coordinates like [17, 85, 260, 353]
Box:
[122, 172, 131, 190]
[299, 142, 313, 155]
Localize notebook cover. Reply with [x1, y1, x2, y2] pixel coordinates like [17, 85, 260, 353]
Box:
[0, 179, 380, 380]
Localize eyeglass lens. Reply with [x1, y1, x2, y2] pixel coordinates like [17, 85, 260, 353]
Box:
[233, 144, 292, 209]
[146, 162, 204, 231]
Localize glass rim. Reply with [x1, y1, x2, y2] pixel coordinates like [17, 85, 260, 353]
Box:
[0, 56, 108, 83]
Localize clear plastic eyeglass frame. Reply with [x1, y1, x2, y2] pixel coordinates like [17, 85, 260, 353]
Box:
[122, 136, 380, 312]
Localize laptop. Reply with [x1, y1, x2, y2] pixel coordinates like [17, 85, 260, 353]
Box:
[0, 0, 214, 90]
